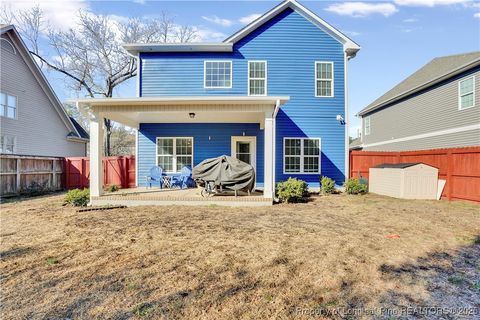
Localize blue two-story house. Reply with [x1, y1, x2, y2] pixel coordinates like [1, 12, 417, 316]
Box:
[78, 0, 360, 204]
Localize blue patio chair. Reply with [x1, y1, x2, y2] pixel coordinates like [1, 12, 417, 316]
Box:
[170, 166, 194, 189]
[146, 166, 164, 188]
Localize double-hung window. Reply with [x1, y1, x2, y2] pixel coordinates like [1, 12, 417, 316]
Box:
[248, 61, 267, 96]
[1, 92, 17, 119]
[284, 138, 320, 174]
[315, 62, 334, 97]
[364, 116, 371, 136]
[458, 76, 475, 110]
[0, 135, 15, 154]
[157, 137, 193, 173]
[204, 61, 232, 88]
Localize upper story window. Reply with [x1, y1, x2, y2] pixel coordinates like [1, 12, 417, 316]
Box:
[1, 92, 17, 119]
[459, 76, 475, 110]
[248, 61, 267, 96]
[0, 38, 16, 55]
[315, 62, 334, 97]
[364, 116, 371, 136]
[0, 135, 15, 154]
[204, 61, 232, 89]
[284, 138, 320, 174]
[157, 137, 193, 173]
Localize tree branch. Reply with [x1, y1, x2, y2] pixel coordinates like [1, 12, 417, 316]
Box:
[30, 51, 99, 98]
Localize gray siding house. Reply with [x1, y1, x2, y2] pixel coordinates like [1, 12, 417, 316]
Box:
[356, 52, 480, 151]
[0, 25, 88, 157]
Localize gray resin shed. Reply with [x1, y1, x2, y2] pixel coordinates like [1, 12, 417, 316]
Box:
[369, 163, 438, 200]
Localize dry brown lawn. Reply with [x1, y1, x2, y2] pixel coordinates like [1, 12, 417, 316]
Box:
[1, 193, 479, 319]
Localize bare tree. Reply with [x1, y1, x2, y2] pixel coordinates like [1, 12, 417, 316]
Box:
[1, 5, 197, 155]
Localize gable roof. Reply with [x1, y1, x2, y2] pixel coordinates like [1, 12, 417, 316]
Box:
[123, 0, 360, 58]
[224, 0, 360, 57]
[1, 24, 88, 142]
[69, 117, 90, 139]
[358, 51, 480, 116]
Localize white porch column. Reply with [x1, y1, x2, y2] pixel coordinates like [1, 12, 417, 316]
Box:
[89, 113, 104, 197]
[264, 112, 275, 199]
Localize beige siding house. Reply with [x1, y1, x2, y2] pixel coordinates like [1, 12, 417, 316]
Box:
[356, 52, 480, 151]
[0, 25, 88, 157]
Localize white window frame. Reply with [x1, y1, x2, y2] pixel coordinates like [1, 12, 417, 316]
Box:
[204, 60, 233, 89]
[0, 92, 18, 119]
[155, 137, 194, 173]
[364, 116, 371, 136]
[315, 61, 334, 98]
[458, 76, 475, 110]
[248, 60, 267, 96]
[0, 135, 16, 154]
[283, 137, 321, 174]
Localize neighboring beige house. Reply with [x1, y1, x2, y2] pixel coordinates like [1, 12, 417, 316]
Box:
[0, 24, 88, 157]
[355, 52, 480, 151]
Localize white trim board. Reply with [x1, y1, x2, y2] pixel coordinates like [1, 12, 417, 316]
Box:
[361, 124, 480, 148]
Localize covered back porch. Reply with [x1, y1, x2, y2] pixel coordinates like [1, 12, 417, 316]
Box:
[76, 96, 289, 206]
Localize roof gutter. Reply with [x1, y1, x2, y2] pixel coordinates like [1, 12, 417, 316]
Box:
[123, 43, 233, 55]
[358, 58, 480, 116]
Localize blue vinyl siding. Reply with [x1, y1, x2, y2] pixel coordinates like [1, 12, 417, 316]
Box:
[139, 8, 347, 186]
[138, 123, 264, 187]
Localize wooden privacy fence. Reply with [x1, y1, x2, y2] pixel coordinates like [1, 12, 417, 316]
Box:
[64, 156, 136, 190]
[0, 155, 63, 196]
[350, 146, 480, 203]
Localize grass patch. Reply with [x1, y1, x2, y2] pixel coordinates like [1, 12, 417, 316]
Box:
[131, 302, 154, 318]
[447, 276, 465, 286]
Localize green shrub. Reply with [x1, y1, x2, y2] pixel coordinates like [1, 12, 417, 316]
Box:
[64, 188, 90, 207]
[276, 178, 309, 203]
[320, 176, 336, 194]
[344, 178, 368, 195]
[106, 184, 120, 192]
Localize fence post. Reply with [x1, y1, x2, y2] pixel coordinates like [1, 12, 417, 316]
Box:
[51, 159, 56, 189]
[447, 149, 453, 201]
[65, 159, 70, 189]
[80, 158, 84, 189]
[16, 158, 21, 192]
[123, 157, 129, 188]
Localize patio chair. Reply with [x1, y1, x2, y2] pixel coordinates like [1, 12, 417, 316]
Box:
[146, 166, 164, 189]
[170, 166, 194, 189]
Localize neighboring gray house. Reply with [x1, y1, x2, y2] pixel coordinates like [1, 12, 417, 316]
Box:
[0, 24, 88, 157]
[356, 52, 480, 151]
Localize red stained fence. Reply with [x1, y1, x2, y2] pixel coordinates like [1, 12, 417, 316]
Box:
[349, 147, 480, 203]
[64, 156, 136, 189]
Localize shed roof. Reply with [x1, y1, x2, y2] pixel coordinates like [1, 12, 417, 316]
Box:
[358, 51, 480, 116]
[373, 163, 423, 169]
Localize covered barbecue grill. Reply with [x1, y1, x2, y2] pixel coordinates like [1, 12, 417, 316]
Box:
[192, 155, 255, 195]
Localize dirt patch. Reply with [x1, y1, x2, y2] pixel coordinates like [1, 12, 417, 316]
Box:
[1, 193, 479, 319]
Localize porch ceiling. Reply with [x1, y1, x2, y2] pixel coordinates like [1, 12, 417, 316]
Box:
[74, 96, 289, 129]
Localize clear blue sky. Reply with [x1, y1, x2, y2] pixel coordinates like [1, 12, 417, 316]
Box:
[8, 0, 480, 136]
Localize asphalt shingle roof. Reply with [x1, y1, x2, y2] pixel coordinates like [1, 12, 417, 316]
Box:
[358, 51, 480, 116]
